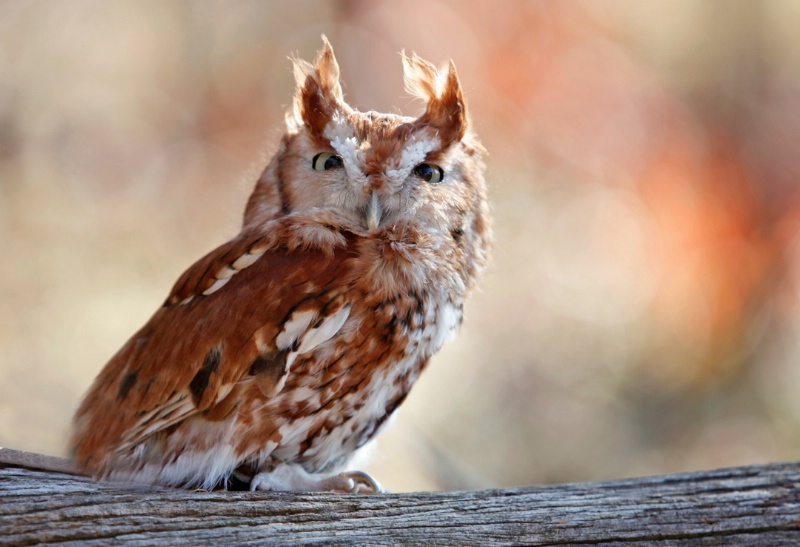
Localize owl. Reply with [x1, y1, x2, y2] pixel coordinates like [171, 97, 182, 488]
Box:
[70, 38, 490, 493]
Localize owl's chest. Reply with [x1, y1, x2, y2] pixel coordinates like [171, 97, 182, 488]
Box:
[268, 293, 462, 470]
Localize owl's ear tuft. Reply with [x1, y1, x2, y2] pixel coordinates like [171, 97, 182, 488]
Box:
[291, 36, 346, 135]
[403, 53, 468, 146]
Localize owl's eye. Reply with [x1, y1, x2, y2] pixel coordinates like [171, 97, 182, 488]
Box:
[413, 163, 444, 184]
[312, 152, 343, 171]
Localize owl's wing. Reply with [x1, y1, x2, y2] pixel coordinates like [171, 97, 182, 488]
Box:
[72, 228, 356, 464]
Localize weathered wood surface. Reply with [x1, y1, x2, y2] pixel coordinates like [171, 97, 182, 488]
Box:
[2, 448, 800, 546]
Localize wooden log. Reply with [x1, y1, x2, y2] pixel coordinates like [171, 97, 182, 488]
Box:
[1, 447, 799, 545]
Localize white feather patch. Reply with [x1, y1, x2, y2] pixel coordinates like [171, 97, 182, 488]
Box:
[216, 266, 238, 280]
[297, 305, 350, 354]
[282, 305, 351, 374]
[430, 301, 460, 349]
[141, 417, 239, 490]
[323, 111, 355, 144]
[330, 136, 368, 187]
[203, 276, 231, 296]
[232, 252, 263, 270]
[401, 136, 440, 175]
[215, 382, 235, 404]
[276, 309, 317, 350]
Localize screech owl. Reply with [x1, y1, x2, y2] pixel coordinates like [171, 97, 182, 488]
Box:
[70, 37, 491, 493]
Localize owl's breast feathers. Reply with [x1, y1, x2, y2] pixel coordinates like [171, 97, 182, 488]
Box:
[71, 214, 465, 479]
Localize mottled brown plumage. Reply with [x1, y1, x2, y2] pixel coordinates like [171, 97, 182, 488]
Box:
[70, 38, 491, 493]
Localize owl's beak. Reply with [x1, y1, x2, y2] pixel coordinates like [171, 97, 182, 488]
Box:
[366, 190, 382, 231]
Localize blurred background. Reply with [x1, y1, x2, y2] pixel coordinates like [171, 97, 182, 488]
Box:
[2, 0, 800, 492]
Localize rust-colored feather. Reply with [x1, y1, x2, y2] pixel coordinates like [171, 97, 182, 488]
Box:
[72, 223, 356, 470]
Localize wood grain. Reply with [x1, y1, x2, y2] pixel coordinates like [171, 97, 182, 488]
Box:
[1, 448, 799, 545]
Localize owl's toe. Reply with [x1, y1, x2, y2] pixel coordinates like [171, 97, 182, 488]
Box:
[331, 470, 385, 494]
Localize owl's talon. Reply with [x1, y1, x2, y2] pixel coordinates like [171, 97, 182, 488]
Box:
[335, 470, 385, 494]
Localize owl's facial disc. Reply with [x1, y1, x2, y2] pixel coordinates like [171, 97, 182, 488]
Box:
[320, 120, 443, 231]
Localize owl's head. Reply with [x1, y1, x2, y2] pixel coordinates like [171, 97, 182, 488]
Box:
[245, 37, 490, 281]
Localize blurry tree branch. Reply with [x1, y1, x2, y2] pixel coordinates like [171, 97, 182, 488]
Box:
[1, 447, 799, 546]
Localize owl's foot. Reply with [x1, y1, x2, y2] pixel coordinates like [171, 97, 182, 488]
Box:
[250, 463, 384, 494]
